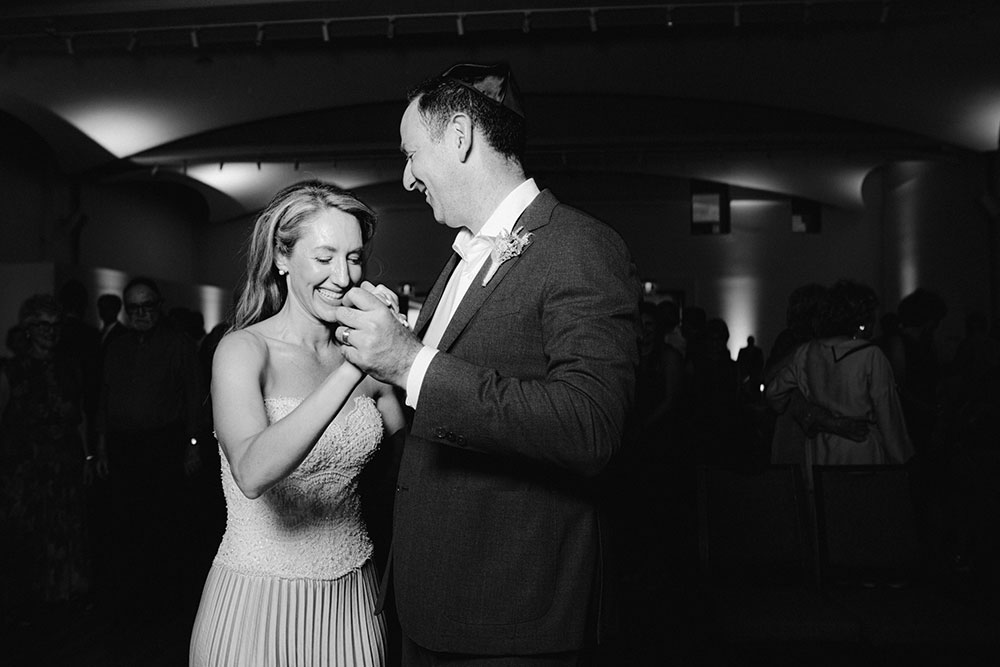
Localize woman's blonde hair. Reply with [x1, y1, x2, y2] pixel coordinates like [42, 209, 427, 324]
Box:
[230, 180, 376, 331]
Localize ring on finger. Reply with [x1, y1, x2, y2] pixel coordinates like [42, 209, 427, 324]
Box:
[342, 328, 351, 346]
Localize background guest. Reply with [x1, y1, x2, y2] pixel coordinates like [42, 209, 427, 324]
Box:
[96, 276, 203, 624]
[0, 294, 92, 626]
[96, 293, 127, 356]
[737, 335, 765, 403]
[766, 280, 913, 477]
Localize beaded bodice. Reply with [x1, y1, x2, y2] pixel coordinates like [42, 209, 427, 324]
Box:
[213, 395, 383, 580]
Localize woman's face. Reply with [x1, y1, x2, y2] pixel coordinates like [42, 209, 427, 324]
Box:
[26, 313, 60, 356]
[278, 207, 364, 324]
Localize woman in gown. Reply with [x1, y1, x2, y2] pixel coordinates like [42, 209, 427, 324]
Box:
[189, 181, 405, 666]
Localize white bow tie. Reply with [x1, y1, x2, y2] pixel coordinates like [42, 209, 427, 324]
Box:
[453, 229, 493, 264]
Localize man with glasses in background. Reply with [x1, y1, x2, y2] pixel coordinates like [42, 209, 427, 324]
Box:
[95, 276, 202, 626]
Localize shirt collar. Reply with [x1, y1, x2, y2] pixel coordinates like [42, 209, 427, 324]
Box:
[452, 178, 540, 254]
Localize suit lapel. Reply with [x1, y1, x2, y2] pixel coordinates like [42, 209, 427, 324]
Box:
[414, 253, 460, 339]
[436, 190, 558, 351]
[436, 261, 499, 350]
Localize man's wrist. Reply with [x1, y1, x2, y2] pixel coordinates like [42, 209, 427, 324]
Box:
[405, 346, 438, 408]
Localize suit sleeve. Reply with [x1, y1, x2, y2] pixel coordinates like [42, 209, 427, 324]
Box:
[765, 344, 803, 414]
[410, 213, 641, 478]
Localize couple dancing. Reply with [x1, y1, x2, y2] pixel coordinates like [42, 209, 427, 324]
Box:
[189, 62, 640, 666]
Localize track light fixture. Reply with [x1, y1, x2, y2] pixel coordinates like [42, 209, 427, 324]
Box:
[39, 3, 909, 57]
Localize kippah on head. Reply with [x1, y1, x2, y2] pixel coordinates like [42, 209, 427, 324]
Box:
[440, 62, 524, 118]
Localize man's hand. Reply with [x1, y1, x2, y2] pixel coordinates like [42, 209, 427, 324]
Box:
[336, 286, 423, 388]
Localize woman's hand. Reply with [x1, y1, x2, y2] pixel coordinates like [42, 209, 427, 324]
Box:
[359, 281, 408, 326]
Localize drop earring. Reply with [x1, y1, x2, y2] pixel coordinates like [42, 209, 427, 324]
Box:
[278, 269, 287, 276]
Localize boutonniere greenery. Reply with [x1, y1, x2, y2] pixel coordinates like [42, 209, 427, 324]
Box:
[482, 226, 533, 286]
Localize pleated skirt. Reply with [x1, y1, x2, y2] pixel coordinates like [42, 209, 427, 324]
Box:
[189, 560, 386, 666]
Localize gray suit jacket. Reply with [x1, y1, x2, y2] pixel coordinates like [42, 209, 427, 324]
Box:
[392, 189, 640, 655]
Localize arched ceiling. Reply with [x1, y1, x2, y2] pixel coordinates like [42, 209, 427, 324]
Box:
[2, 0, 999, 221]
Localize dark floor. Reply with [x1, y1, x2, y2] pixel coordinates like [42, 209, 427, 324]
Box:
[4, 596, 199, 666]
[3, 580, 997, 667]
[4, 462, 998, 666]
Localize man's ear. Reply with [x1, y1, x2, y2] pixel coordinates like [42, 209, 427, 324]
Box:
[450, 112, 474, 163]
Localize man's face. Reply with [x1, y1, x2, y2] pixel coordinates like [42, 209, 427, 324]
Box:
[399, 99, 463, 229]
[124, 284, 161, 332]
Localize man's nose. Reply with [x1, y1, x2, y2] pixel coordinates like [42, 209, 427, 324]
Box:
[402, 161, 417, 191]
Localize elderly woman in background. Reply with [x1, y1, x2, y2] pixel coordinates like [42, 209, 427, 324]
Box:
[0, 294, 93, 625]
[767, 280, 914, 475]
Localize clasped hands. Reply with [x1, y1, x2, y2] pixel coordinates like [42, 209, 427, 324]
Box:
[336, 281, 423, 388]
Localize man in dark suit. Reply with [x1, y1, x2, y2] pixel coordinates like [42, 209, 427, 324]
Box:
[337, 62, 640, 665]
[97, 293, 127, 348]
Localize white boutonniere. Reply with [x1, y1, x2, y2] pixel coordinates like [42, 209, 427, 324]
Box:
[482, 226, 533, 286]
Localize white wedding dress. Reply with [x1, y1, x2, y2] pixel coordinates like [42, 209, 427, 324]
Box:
[190, 396, 386, 666]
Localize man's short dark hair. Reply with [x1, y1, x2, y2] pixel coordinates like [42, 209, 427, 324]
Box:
[408, 76, 526, 163]
[97, 293, 123, 320]
[57, 279, 88, 316]
[97, 293, 122, 310]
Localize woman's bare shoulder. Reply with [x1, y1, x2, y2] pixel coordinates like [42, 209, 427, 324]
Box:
[216, 327, 269, 365]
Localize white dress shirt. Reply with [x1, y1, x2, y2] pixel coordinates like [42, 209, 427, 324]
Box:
[405, 178, 540, 408]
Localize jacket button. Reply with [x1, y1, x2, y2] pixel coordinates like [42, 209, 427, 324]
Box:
[434, 427, 447, 439]
[456, 435, 467, 447]
[446, 431, 456, 442]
